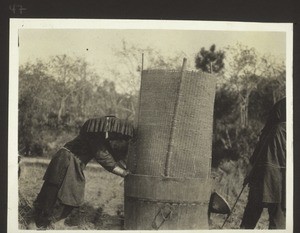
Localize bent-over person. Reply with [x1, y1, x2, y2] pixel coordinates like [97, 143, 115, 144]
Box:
[31, 116, 134, 229]
[240, 98, 286, 229]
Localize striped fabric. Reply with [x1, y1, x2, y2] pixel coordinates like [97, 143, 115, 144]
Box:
[80, 116, 134, 137]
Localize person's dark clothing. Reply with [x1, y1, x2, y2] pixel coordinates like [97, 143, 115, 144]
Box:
[34, 181, 74, 229]
[241, 181, 285, 229]
[33, 133, 121, 228]
[241, 98, 286, 229]
[63, 134, 117, 169]
[248, 122, 286, 205]
[39, 133, 118, 205]
[240, 191, 285, 229]
[33, 116, 133, 228]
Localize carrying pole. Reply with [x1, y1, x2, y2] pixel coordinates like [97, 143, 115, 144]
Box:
[137, 53, 144, 127]
[221, 184, 246, 229]
[221, 134, 264, 228]
[164, 58, 187, 177]
[133, 53, 144, 173]
[141, 53, 144, 71]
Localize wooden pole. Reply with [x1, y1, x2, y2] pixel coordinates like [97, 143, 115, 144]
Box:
[164, 58, 187, 177]
[221, 185, 246, 228]
[137, 53, 144, 128]
[141, 53, 144, 71]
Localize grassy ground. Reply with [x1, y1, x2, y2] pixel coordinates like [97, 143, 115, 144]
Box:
[210, 160, 269, 229]
[18, 157, 268, 230]
[19, 157, 124, 230]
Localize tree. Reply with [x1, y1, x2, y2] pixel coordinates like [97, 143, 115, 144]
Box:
[108, 40, 190, 124]
[48, 55, 97, 123]
[224, 43, 285, 128]
[111, 40, 189, 93]
[195, 44, 225, 74]
[19, 54, 144, 156]
[210, 43, 285, 166]
[19, 61, 58, 155]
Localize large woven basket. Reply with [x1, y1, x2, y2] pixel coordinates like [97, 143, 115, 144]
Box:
[125, 69, 216, 230]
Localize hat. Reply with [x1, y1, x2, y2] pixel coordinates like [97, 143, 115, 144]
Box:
[208, 192, 231, 214]
[80, 116, 134, 138]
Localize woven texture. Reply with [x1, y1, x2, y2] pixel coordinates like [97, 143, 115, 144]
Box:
[132, 69, 216, 178]
[125, 69, 216, 230]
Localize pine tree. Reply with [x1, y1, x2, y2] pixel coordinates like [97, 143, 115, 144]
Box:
[195, 44, 225, 74]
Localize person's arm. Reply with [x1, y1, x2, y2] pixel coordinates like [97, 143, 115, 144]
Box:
[112, 165, 130, 177]
[94, 149, 130, 177]
[243, 123, 286, 186]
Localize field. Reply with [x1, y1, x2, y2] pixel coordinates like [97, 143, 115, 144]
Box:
[18, 157, 268, 230]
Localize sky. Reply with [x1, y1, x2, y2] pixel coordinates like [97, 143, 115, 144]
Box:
[19, 29, 286, 74]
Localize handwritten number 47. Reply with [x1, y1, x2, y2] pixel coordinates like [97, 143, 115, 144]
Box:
[9, 4, 27, 14]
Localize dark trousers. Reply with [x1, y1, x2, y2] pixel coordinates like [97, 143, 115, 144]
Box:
[240, 190, 285, 229]
[33, 181, 74, 228]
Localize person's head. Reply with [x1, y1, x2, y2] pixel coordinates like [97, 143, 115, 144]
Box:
[261, 97, 286, 135]
[107, 132, 132, 161]
[80, 116, 134, 156]
[268, 97, 286, 124]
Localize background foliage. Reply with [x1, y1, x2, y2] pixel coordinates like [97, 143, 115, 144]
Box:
[19, 42, 285, 167]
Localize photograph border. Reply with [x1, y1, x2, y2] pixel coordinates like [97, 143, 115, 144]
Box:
[9, 19, 293, 233]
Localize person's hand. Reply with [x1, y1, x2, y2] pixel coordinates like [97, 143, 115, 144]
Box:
[112, 166, 131, 177]
[122, 169, 131, 177]
[243, 175, 250, 187]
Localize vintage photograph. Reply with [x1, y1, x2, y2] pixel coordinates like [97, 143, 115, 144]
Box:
[8, 19, 293, 232]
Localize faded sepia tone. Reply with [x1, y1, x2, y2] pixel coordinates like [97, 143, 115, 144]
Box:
[8, 19, 293, 232]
